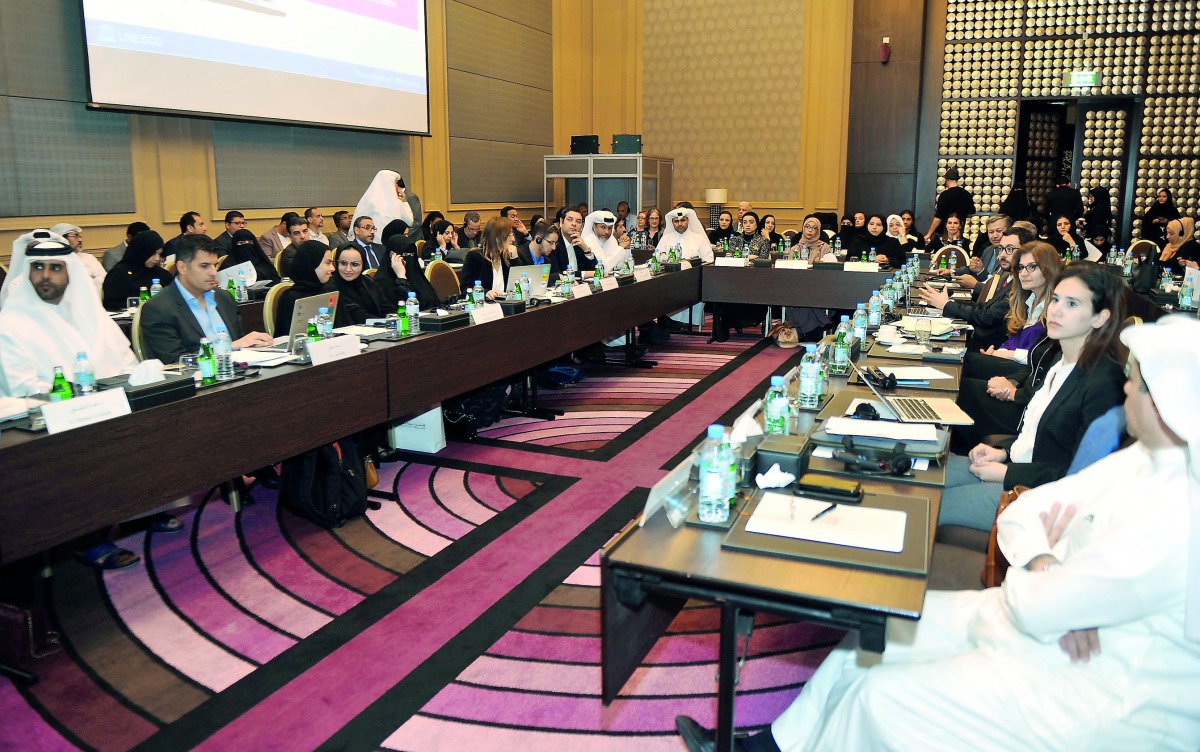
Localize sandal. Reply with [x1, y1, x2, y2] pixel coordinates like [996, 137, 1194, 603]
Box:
[78, 542, 140, 570]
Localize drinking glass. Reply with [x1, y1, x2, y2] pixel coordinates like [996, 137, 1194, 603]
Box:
[915, 318, 932, 346]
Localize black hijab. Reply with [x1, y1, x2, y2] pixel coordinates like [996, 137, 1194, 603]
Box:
[103, 230, 170, 310]
[420, 211, 445, 241]
[1083, 187, 1114, 238]
[332, 244, 390, 323]
[999, 186, 1036, 222]
[381, 219, 410, 246]
[710, 211, 736, 243]
[377, 234, 440, 310]
[289, 240, 332, 295]
[221, 228, 280, 281]
[739, 211, 761, 242]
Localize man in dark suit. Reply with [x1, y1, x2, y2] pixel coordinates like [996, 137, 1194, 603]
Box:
[550, 207, 596, 276]
[918, 226, 1036, 350]
[327, 210, 353, 249]
[140, 235, 273, 365]
[213, 211, 246, 255]
[164, 211, 206, 258]
[350, 215, 386, 270]
[275, 215, 311, 278]
[516, 220, 562, 275]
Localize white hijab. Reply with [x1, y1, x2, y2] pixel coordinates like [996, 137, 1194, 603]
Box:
[656, 208, 714, 263]
[1121, 315, 1200, 642]
[885, 214, 906, 240]
[353, 170, 414, 239]
[580, 210, 629, 270]
[0, 240, 137, 395]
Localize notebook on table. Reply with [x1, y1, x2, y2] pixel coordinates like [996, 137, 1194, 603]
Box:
[848, 361, 973, 425]
[270, 291, 340, 349]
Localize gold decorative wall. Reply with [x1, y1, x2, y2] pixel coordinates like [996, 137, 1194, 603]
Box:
[642, 0, 809, 205]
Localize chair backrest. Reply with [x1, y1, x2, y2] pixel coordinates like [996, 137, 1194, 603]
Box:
[783, 229, 798, 241]
[262, 281, 294, 336]
[164, 259, 176, 274]
[415, 239, 426, 256]
[929, 245, 963, 269]
[217, 255, 228, 267]
[983, 485, 1029, 587]
[273, 251, 285, 275]
[1067, 405, 1126, 475]
[426, 259, 461, 301]
[1128, 239, 1158, 262]
[130, 303, 147, 361]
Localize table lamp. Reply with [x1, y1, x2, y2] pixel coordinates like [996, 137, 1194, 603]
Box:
[705, 189, 728, 230]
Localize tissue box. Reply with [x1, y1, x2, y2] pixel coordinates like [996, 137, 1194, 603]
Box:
[755, 434, 809, 479]
[97, 373, 196, 411]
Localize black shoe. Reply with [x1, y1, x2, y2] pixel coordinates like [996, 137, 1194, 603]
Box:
[676, 716, 757, 752]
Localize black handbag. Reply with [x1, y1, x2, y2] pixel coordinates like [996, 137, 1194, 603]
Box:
[279, 439, 369, 528]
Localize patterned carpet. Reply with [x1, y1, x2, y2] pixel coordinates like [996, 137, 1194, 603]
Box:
[1, 331, 835, 751]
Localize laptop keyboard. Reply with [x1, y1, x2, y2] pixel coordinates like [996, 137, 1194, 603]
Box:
[891, 397, 940, 422]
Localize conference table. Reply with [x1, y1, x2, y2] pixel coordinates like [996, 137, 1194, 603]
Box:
[0, 261, 1173, 567]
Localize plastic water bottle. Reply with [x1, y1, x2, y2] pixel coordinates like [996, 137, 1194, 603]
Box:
[236, 270, 247, 302]
[214, 325, 235, 381]
[698, 425, 733, 524]
[852, 303, 868, 343]
[198, 338, 216, 384]
[1179, 278, 1194, 310]
[560, 267, 573, 297]
[800, 244, 810, 261]
[433, 247, 443, 262]
[799, 344, 821, 408]
[1160, 268, 1172, 291]
[519, 272, 531, 300]
[784, 235, 792, 256]
[1122, 249, 1133, 277]
[948, 248, 958, 270]
[472, 280, 485, 306]
[317, 307, 333, 339]
[764, 375, 789, 435]
[406, 292, 420, 334]
[882, 278, 896, 311]
[868, 290, 882, 327]
[74, 352, 95, 394]
[832, 315, 852, 375]
[1106, 246, 1118, 266]
[833, 236, 843, 257]
[149, 278, 163, 298]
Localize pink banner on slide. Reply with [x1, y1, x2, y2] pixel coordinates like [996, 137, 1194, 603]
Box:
[308, 0, 419, 29]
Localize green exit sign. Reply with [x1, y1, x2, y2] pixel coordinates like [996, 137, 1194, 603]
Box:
[1067, 70, 1100, 88]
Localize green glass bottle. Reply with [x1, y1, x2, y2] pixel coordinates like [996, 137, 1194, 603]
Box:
[138, 286, 150, 304]
[306, 318, 319, 342]
[398, 303, 410, 336]
[198, 337, 217, 385]
[227, 278, 237, 298]
[49, 366, 73, 402]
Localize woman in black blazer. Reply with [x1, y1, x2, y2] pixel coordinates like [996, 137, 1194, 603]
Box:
[459, 217, 513, 299]
[939, 262, 1127, 531]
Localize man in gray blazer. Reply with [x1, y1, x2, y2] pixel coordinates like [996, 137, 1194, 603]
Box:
[258, 211, 298, 260]
[327, 210, 353, 248]
[140, 235, 272, 364]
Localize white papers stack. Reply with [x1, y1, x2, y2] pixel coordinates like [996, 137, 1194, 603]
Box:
[746, 492, 906, 552]
[234, 349, 294, 367]
[823, 417, 937, 442]
[882, 366, 953, 381]
[897, 316, 956, 335]
[0, 397, 28, 421]
[217, 260, 256, 289]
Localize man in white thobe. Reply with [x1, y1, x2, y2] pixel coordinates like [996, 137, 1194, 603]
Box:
[580, 210, 631, 271]
[657, 207, 715, 263]
[677, 314, 1200, 752]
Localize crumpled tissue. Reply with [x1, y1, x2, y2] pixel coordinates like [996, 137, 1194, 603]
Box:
[755, 463, 795, 489]
[128, 359, 166, 386]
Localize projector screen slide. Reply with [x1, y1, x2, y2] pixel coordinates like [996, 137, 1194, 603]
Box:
[81, 0, 429, 134]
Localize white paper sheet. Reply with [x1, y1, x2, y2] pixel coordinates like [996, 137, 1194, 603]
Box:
[333, 325, 386, 338]
[881, 366, 953, 381]
[745, 492, 907, 553]
[234, 349, 295, 367]
[897, 316, 956, 335]
[217, 260, 257, 289]
[0, 397, 28, 421]
[823, 416, 937, 442]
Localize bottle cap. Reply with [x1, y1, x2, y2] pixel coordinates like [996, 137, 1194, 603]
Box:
[871, 290, 880, 296]
[857, 302, 866, 309]
[319, 307, 328, 314]
[408, 292, 417, 298]
[805, 343, 817, 353]
[707, 424, 724, 439]
[475, 280, 481, 285]
[770, 375, 784, 386]
[841, 315, 850, 322]
[76, 351, 87, 359]
[152, 278, 160, 283]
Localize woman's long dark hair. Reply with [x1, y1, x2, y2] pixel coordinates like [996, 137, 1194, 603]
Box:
[1050, 261, 1126, 371]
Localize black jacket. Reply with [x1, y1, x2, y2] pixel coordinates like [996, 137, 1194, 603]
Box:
[460, 251, 511, 295]
[140, 282, 245, 364]
[941, 275, 1013, 350]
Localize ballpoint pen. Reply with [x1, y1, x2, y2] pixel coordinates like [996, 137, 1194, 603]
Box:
[810, 503, 837, 522]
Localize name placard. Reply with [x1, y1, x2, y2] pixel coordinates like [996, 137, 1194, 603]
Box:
[633, 267, 652, 282]
[715, 257, 746, 268]
[600, 276, 620, 291]
[308, 335, 360, 366]
[570, 284, 592, 298]
[42, 389, 132, 434]
[470, 303, 505, 325]
[844, 261, 881, 273]
[775, 259, 808, 270]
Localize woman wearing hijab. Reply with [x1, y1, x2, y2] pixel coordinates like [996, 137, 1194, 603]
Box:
[1160, 217, 1200, 276]
[219, 228, 280, 283]
[848, 214, 898, 263]
[273, 240, 341, 337]
[424, 219, 458, 259]
[760, 214, 783, 247]
[420, 211, 445, 242]
[999, 184, 1039, 231]
[1045, 214, 1086, 258]
[1082, 186, 1114, 252]
[1141, 188, 1181, 247]
[377, 234, 440, 310]
[102, 230, 173, 311]
[886, 214, 917, 266]
[460, 218, 513, 298]
[332, 245, 391, 324]
[708, 210, 736, 245]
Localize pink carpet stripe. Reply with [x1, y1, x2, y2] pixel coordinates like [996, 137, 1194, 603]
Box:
[562, 566, 601, 587]
[465, 473, 526, 513]
[388, 463, 477, 540]
[103, 532, 255, 692]
[514, 606, 598, 634]
[365, 500, 453, 556]
[148, 512, 296, 664]
[0, 678, 78, 752]
[383, 716, 683, 752]
[430, 468, 497, 526]
[482, 414, 648, 439]
[237, 500, 364, 616]
[193, 502, 331, 639]
[416, 683, 794, 731]
[193, 345, 792, 751]
[528, 430, 629, 446]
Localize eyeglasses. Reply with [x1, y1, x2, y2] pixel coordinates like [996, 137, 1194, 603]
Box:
[803, 223, 821, 231]
[997, 245, 1020, 254]
[1016, 262, 1039, 273]
[359, 225, 376, 232]
[338, 260, 362, 268]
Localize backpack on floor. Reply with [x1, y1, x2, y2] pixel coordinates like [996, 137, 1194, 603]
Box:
[280, 439, 369, 528]
[443, 382, 510, 439]
[538, 364, 585, 389]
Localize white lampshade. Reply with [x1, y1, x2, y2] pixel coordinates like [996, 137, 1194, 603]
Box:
[705, 188, 728, 204]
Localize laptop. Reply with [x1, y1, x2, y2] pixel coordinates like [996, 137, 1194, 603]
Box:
[271, 291, 340, 348]
[505, 264, 552, 297]
[848, 360, 974, 425]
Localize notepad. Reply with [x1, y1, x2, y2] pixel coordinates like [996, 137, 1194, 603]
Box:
[883, 366, 954, 381]
[745, 492, 907, 553]
[823, 416, 937, 442]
